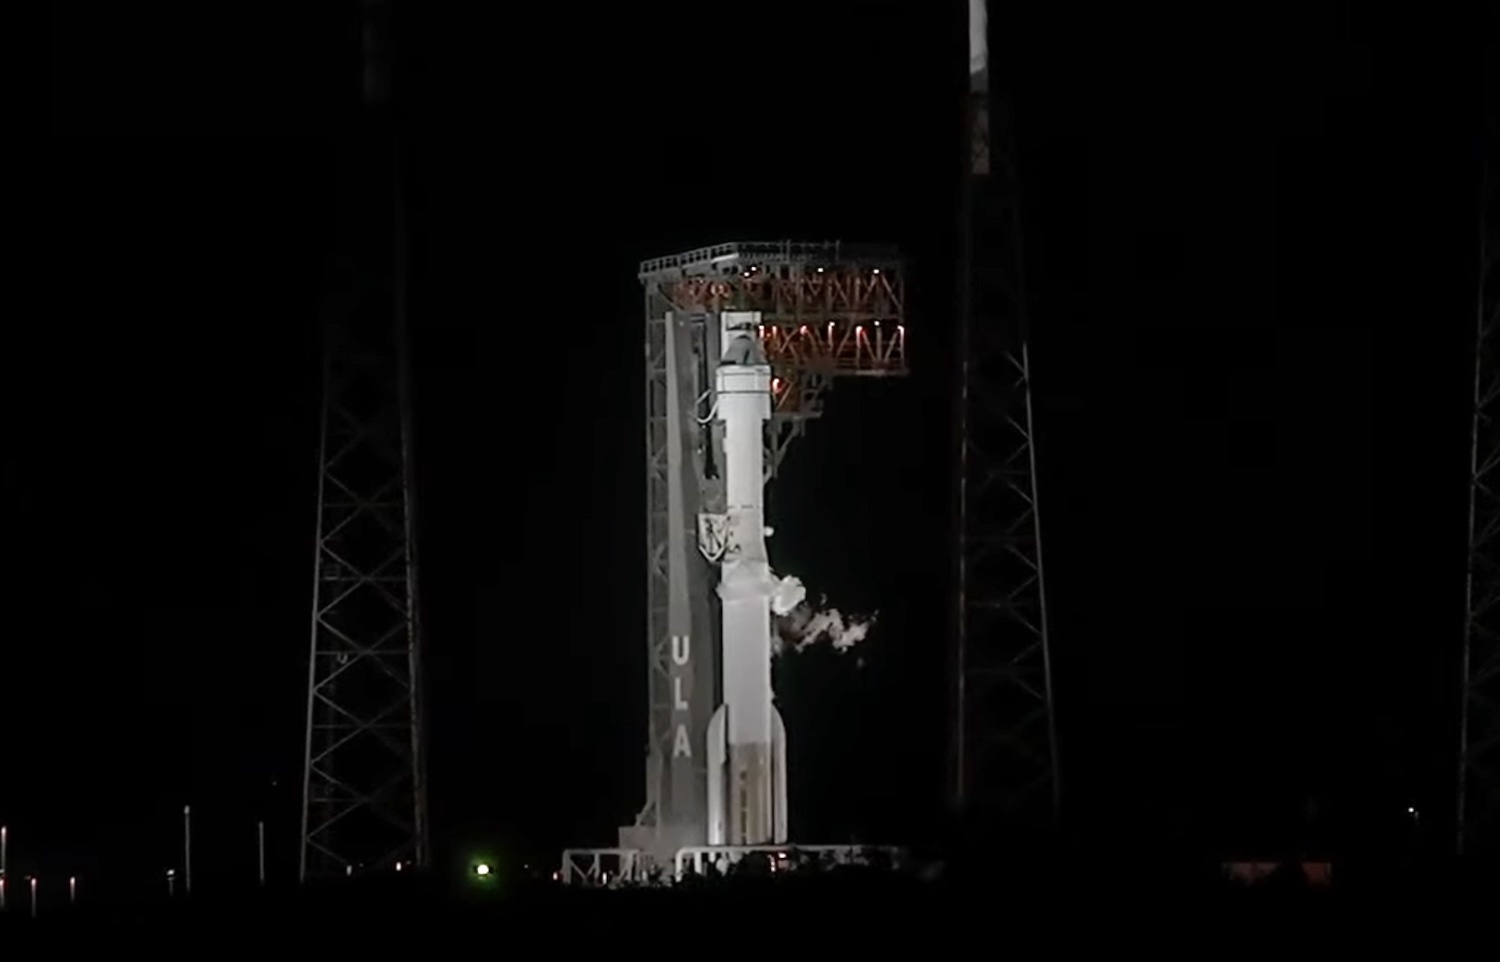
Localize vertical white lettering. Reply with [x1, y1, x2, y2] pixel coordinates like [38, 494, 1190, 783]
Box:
[670, 635, 691, 758]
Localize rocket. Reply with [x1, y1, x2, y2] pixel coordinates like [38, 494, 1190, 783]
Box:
[706, 314, 789, 847]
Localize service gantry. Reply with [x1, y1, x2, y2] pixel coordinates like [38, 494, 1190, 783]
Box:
[619, 241, 907, 871]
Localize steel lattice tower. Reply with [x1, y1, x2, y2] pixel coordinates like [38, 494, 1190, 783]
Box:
[1458, 98, 1500, 857]
[951, 1, 1060, 830]
[299, 0, 429, 880]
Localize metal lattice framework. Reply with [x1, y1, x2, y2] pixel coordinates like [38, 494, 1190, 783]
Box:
[952, 59, 1061, 827]
[659, 245, 907, 471]
[300, 243, 428, 879]
[1459, 105, 1500, 856]
[300, 271, 427, 878]
[299, 0, 427, 880]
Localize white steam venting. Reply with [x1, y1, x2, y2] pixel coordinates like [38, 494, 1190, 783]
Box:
[768, 574, 877, 657]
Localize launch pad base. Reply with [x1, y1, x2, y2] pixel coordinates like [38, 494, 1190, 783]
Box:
[559, 848, 643, 886]
[559, 845, 907, 887]
[675, 844, 906, 879]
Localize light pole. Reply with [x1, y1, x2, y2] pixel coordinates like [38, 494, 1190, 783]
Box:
[183, 805, 193, 896]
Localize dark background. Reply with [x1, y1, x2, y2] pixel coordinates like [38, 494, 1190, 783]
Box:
[32, 4, 1487, 899]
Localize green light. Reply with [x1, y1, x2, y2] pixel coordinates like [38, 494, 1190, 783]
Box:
[467, 849, 502, 888]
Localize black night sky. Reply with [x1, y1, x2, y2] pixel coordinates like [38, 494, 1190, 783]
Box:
[35, 5, 1489, 897]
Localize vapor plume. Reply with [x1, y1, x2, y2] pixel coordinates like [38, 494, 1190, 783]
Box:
[768, 574, 876, 657]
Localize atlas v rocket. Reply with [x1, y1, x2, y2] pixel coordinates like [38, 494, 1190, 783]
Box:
[706, 312, 788, 846]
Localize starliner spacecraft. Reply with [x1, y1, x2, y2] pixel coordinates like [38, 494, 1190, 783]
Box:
[605, 242, 907, 871]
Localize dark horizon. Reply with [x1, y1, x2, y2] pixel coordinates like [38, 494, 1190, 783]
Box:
[35, 6, 1493, 898]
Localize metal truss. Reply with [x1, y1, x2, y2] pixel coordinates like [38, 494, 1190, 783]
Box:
[640, 304, 668, 842]
[633, 292, 706, 855]
[1459, 107, 1500, 856]
[767, 372, 830, 475]
[560, 848, 644, 886]
[952, 80, 1061, 829]
[299, 0, 427, 882]
[665, 254, 906, 476]
[300, 189, 428, 881]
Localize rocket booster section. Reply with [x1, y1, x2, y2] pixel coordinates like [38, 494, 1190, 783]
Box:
[706, 317, 788, 847]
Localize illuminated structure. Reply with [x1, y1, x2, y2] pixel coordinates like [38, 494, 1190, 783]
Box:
[706, 318, 787, 847]
[299, 0, 428, 879]
[574, 241, 907, 874]
[951, 0, 1061, 829]
[1458, 102, 1499, 857]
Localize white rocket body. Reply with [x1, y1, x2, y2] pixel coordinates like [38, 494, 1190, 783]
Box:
[706, 327, 788, 847]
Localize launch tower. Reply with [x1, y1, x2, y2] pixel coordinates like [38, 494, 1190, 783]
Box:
[951, 0, 1061, 832]
[299, 0, 428, 879]
[601, 241, 907, 873]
